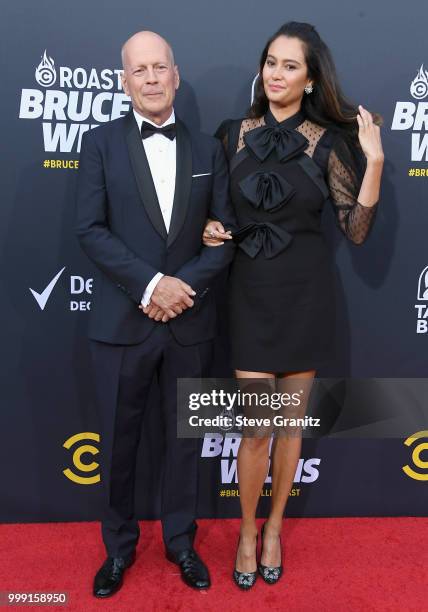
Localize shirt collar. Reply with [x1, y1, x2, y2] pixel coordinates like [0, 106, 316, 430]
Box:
[133, 108, 175, 131]
[264, 107, 305, 130]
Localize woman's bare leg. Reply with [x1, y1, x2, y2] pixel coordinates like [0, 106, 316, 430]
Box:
[260, 370, 316, 567]
[234, 369, 275, 573]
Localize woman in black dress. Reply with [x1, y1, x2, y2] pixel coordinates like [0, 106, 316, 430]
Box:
[203, 22, 384, 589]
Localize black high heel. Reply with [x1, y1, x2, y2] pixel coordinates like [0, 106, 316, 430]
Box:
[258, 522, 283, 584]
[233, 533, 258, 590]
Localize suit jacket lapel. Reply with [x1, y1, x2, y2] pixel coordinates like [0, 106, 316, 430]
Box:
[124, 111, 168, 240]
[167, 118, 192, 248]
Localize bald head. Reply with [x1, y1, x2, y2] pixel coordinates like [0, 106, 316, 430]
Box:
[120, 30, 179, 125]
[121, 31, 175, 70]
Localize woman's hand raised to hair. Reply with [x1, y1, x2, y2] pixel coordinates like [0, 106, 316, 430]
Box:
[357, 105, 384, 165]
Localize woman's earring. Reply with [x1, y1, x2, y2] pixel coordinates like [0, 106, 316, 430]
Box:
[304, 84, 313, 94]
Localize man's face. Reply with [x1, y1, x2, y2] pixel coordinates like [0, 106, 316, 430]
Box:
[121, 34, 179, 124]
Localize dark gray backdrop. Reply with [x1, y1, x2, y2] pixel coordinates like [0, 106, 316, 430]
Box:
[1, 1, 427, 522]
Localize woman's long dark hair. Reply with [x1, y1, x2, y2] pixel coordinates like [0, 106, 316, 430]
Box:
[250, 21, 382, 185]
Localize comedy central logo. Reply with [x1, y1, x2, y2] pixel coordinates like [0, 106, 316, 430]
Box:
[402, 430, 428, 481]
[19, 50, 130, 153]
[63, 432, 100, 485]
[391, 64, 428, 161]
[35, 50, 57, 87]
[410, 65, 428, 100]
[415, 266, 428, 333]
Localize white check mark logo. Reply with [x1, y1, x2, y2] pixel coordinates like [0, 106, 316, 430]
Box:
[29, 267, 66, 310]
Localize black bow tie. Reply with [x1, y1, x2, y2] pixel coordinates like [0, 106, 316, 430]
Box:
[141, 121, 176, 140]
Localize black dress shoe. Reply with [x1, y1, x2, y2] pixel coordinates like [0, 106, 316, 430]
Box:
[93, 551, 136, 598]
[166, 548, 210, 589]
[258, 522, 283, 585]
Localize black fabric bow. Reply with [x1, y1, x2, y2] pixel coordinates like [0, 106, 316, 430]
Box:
[239, 171, 296, 212]
[233, 222, 293, 259]
[141, 121, 176, 140]
[243, 125, 308, 162]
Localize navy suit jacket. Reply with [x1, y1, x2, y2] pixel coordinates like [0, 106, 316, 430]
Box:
[75, 110, 236, 345]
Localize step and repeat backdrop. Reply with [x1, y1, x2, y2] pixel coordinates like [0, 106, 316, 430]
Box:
[1, 1, 427, 522]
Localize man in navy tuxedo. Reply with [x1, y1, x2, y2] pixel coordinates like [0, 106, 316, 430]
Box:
[75, 31, 235, 596]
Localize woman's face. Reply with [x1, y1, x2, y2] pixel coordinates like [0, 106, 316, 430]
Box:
[262, 35, 312, 108]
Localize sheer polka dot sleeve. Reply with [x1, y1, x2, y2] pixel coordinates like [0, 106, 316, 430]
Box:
[327, 142, 378, 245]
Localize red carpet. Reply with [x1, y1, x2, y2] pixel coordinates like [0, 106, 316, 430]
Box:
[0, 518, 427, 611]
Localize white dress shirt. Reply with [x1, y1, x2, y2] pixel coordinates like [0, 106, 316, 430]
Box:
[133, 109, 176, 306]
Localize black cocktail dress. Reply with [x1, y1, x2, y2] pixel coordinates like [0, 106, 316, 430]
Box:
[216, 108, 377, 373]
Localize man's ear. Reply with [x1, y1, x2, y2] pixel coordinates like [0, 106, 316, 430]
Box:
[174, 65, 180, 90]
[121, 72, 129, 96]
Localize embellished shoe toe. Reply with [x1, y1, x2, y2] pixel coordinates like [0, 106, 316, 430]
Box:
[258, 562, 283, 584]
[233, 568, 258, 590]
[233, 534, 258, 590]
[258, 522, 283, 585]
